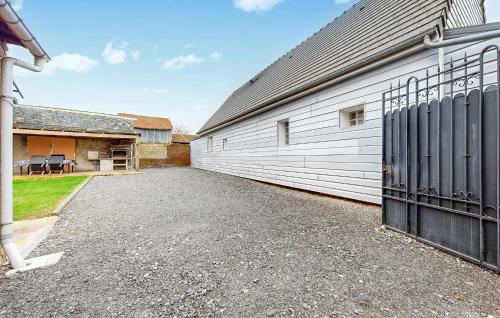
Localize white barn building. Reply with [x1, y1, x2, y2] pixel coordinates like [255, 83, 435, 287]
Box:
[191, 0, 499, 204]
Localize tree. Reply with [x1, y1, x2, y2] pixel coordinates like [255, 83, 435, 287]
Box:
[172, 123, 192, 135]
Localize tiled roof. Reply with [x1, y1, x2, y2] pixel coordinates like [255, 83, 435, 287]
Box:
[199, 0, 453, 133]
[172, 134, 197, 144]
[14, 105, 136, 135]
[118, 113, 173, 130]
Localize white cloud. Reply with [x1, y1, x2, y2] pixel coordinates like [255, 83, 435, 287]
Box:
[102, 40, 127, 64]
[44, 53, 98, 74]
[234, 0, 283, 13]
[11, 0, 24, 11]
[209, 51, 223, 62]
[130, 50, 141, 60]
[184, 42, 195, 49]
[162, 54, 205, 70]
[142, 87, 167, 94]
[486, 0, 500, 23]
[335, 0, 353, 3]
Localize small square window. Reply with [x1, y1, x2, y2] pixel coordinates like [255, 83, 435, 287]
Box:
[207, 136, 213, 152]
[223, 138, 228, 151]
[340, 105, 365, 128]
[277, 119, 290, 146]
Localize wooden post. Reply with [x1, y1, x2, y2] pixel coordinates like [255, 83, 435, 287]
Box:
[134, 138, 140, 171]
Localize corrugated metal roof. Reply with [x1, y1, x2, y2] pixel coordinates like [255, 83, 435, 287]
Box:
[199, 0, 453, 134]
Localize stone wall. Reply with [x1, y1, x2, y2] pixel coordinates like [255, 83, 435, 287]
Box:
[76, 138, 113, 171]
[138, 143, 168, 160]
[13, 135, 28, 173]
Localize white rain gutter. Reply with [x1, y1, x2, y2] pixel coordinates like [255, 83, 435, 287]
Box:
[423, 29, 500, 49]
[0, 0, 49, 269]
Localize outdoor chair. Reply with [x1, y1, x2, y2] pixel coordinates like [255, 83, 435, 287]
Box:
[28, 155, 47, 175]
[62, 159, 77, 173]
[47, 154, 65, 175]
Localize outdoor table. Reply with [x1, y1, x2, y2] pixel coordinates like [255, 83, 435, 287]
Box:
[14, 160, 30, 175]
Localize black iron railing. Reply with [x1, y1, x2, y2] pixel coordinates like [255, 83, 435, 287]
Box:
[382, 45, 500, 272]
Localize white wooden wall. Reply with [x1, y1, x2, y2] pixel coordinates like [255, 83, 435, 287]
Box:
[191, 39, 499, 204]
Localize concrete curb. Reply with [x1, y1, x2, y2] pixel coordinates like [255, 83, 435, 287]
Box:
[18, 217, 58, 259]
[53, 176, 93, 215]
[2, 176, 94, 269]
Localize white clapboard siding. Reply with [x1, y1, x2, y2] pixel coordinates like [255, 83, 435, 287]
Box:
[192, 39, 499, 204]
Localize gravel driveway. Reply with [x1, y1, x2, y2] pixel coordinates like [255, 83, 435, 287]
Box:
[0, 168, 499, 317]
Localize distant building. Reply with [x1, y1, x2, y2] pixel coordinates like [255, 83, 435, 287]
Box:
[118, 113, 173, 143]
[13, 106, 194, 171]
[172, 134, 197, 144]
[118, 113, 191, 167]
[13, 105, 139, 172]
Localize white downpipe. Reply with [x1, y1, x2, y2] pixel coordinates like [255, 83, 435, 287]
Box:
[0, 55, 46, 269]
[439, 47, 445, 98]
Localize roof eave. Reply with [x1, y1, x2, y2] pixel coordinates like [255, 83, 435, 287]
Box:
[0, 0, 49, 60]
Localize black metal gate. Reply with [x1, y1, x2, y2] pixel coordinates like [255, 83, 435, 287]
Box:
[382, 45, 500, 273]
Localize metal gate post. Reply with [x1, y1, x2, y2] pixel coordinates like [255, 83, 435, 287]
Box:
[406, 77, 418, 235]
[382, 93, 386, 225]
[497, 49, 500, 272]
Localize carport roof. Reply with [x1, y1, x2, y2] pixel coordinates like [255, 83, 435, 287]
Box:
[14, 104, 137, 135]
[198, 0, 455, 134]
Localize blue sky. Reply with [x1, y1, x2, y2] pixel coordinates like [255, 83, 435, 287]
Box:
[9, 0, 500, 132]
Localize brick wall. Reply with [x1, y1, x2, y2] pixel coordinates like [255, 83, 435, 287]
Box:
[139, 143, 190, 168]
[166, 144, 190, 166]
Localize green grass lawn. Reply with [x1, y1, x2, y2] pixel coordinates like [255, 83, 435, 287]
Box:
[13, 176, 89, 221]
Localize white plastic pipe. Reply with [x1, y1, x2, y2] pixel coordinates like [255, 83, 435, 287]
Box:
[0, 55, 46, 269]
[439, 47, 445, 98]
[424, 29, 500, 49]
[0, 0, 48, 60]
[0, 0, 49, 269]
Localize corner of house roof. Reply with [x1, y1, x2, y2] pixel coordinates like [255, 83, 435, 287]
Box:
[199, 0, 451, 135]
